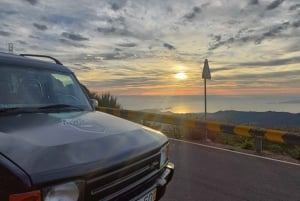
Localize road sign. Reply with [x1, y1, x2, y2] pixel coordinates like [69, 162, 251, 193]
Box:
[202, 59, 211, 79]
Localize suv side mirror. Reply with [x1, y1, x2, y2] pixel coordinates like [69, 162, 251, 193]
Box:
[90, 99, 98, 108]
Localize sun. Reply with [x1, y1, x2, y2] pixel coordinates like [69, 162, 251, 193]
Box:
[175, 72, 187, 80]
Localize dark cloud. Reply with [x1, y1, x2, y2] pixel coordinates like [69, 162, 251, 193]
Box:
[163, 43, 175, 50]
[17, 40, 27, 45]
[0, 31, 10, 36]
[97, 25, 152, 40]
[97, 27, 117, 34]
[117, 43, 137, 47]
[109, 0, 127, 11]
[262, 22, 289, 37]
[248, 0, 259, 5]
[209, 37, 236, 50]
[46, 15, 79, 26]
[96, 16, 153, 40]
[239, 56, 300, 67]
[24, 0, 38, 5]
[212, 34, 222, 42]
[209, 22, 291, 50]
[71, 64, 92, 72]
[29, 35, 40, 39]
[98, 52, 136, 60]
[183, 6, 201, 21]
[0, 9, 17, 16]
[61, 32, 89, 41]
[33, 23, 48, 31]
[289, 4, 300, 11]
[266, 0, 284, 10]
[96, 17, 126, 34]
[59, 39, 87, 48]
[96, 26, 134, 37]
[292, 20, 300, 28]
[211, 66, 236, 73]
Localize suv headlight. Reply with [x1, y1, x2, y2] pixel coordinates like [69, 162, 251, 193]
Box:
[160, 144, 170, 168]
[43, 181, 83, 201]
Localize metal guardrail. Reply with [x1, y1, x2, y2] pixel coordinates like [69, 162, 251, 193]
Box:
[97, 107, 300, 150]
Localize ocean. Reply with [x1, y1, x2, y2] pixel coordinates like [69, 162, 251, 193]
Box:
[117, 95, 300, 114]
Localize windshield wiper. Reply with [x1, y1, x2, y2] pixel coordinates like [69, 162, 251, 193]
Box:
[38, 104, 85, 111]
[0, 107, 37, 115]
[0, 105, 84, 116]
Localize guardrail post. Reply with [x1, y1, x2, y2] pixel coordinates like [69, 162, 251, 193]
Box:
[255, 137, 263, 154]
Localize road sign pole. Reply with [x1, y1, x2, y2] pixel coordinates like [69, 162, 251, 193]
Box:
[202, 59, 211, 141]
[204, 78, 207, 120]
[204, 78, 208, 140]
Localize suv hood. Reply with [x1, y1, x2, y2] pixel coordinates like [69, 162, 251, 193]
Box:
[0, 111, 167, 185]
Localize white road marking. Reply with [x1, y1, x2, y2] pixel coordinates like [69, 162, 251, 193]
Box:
[169, 138, 300, 167]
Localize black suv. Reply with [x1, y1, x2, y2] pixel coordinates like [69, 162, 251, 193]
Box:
[0, 53, 174, 201]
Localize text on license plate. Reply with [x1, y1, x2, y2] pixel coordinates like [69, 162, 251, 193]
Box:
[136, 188, 157, 201]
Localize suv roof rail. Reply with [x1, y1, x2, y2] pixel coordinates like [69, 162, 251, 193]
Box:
[19, 54, 63, 65]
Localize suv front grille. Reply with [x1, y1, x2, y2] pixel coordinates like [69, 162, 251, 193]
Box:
[86, 152, 161, 201]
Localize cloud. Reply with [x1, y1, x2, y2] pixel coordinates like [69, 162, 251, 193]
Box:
[262, 22, 289, 37]
[96, 27, 136, 38]
[71, 64, 92, 72]
[0, 31, 10, 36]
[216, 69, 300, 81]
[214, 35, 222, 42]
[289, 4, 300, 11]
[248, 0, 259, 5]
[61, 32, 89, 41]
[292, 20, 300, 28]
[33, 23, 47, 31]
[24, 0, 38, 5]
[266, 0, 284, 10]
[29, 35, 40, 39]
[209, 22, 292, 50]
[59, 39, 87, 48]
[1, 0, 299, 97]
[109, 0, 127, 11]
[85, 76, 163, 88]
[163, 43, 175, 50]
[17, 40, 27, 45]
[0, 9, 17, 16]
[212, 66, 236, 73]
[46, 14, 79, 26]
[117, 43, 137, 47]
[183, 6, 201, 21]
[239, 56, 300, 67]
[81, 52, 136, 61]
[97, 27, 117, 34]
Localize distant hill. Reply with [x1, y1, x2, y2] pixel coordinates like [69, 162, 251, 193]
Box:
[206, 111, 300, 130]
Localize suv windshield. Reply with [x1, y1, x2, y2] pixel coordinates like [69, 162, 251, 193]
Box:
[0, 64, 92, 111]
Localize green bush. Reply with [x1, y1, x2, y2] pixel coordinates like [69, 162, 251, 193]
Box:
[240, 139, 254, 150]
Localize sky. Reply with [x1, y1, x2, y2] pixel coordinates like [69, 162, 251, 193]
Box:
[0, 0, 300, 97]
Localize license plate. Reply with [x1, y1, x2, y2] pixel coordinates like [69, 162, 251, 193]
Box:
[136, 188, 157, 201]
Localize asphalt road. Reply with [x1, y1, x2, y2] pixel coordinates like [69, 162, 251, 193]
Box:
[161, 139, 300, 201]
